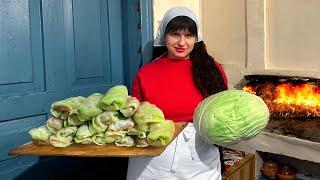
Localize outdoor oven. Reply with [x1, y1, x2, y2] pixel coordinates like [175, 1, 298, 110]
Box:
[206, 0, 320, 178]
[241, 75, 320, 143]
[228, 74, 320, 179]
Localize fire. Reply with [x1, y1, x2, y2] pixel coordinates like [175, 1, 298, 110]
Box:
[274, 83, 320, 107]
[243, 85, 256, 94]
[243, 80, 320, 118]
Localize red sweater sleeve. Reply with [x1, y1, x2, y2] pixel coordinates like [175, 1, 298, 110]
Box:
[215, 61, 229, 89]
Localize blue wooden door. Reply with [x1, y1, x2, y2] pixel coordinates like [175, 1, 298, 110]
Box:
[0, 0, 129, 179]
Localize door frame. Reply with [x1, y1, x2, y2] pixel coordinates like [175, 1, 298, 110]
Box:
[122, 0, 154, 91]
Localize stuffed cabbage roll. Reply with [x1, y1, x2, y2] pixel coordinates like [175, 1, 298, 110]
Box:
[104, 131, 126, 143]
[49, 135, 73, 147]
[91, 133, 105, 145]
[100, 85, 128, 111]
[49, 127, 77, 147]
[50, 96, 86, 120]
[136, 138, 149, 147]
[88, 121, 98, 135]
[74, 124, 93, 144]
[108, 118, 135, 132]
[115, 136, 135, 147]
[127, 127, 147, 138]
[92, 111, 119, 133]
[136, 123, 149, 132]
[66, 117, 84, 126]
[68, 93, 103, 122]
[28, 126, 52, 142]
[133, 102, 165, 124]
[46, 117, 64, 134]
[74, 137, 92, 144]
[119, 96, 139, 117]
[147, 120, 175, 147]
[56, 126, 78, 138]
[136, 122, 163, 132]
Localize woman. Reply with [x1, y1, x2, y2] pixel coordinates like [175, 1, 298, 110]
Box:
[127, 7, 228, 180]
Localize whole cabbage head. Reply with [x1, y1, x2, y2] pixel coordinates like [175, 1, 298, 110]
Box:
[193, 90, 269, 146]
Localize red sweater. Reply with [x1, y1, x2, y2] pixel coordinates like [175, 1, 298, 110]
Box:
[132, 56, 228, 122]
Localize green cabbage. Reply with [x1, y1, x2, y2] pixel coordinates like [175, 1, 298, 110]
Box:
[193, 90, 269, 146]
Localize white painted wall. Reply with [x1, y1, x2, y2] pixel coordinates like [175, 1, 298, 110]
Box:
[201, 0, 247, 88]
[201, 0, 320, 88]
[265, 0, 320, 71]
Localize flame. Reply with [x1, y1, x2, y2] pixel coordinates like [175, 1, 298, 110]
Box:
[274, 83, 320, 107]
[243, 85, 256, 94]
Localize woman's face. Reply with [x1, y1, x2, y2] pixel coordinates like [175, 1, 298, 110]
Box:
[165, 29, 196, 60]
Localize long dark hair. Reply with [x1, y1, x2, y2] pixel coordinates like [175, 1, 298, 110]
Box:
[153, 16, 227, 97]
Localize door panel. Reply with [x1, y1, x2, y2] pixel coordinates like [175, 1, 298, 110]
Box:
[0, 0, 124, 178]
[0, 115, 46, 161]
[72, 0, 104, 79]
[0, 0, 44, 97]
[64, 0, 112, 88]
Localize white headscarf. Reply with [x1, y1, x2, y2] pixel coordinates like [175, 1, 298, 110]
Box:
[154, 6, 203, 46]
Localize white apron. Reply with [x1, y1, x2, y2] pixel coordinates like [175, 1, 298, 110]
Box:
[127, 123, 221, 180]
